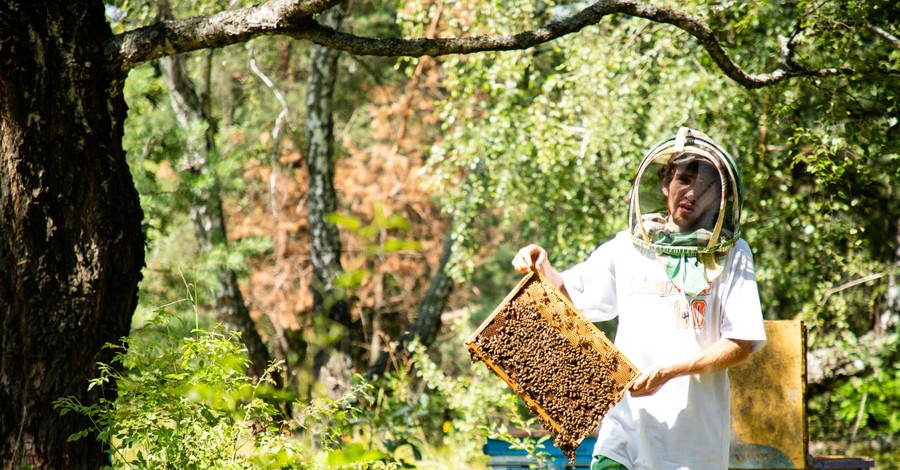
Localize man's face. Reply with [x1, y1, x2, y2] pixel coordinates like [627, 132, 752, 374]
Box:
[662, 159, 722, 233]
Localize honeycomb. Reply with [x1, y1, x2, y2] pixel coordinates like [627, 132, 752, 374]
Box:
[466, 271, 639, 462]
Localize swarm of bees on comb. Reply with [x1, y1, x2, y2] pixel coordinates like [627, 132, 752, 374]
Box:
[467, 271, 639, 463]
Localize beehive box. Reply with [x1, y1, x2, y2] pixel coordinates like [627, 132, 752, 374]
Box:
[466, 271, 639, 462]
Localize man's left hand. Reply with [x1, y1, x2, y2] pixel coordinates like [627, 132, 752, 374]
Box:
[629, 365, 672, 397]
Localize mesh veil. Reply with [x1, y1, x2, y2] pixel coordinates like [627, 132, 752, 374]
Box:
[628, 127, 745, 257]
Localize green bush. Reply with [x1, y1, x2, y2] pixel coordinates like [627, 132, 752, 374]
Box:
[55, 297, 586, 469]
[54, 306, 399, 469]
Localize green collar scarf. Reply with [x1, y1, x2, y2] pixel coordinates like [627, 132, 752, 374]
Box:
[635, 214, 720, 296]
[659, 233, 712, 296]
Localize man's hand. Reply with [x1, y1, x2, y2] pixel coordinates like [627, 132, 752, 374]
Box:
[629, 365, 673, 397]
[511, 244, 568, 296]
[512, 244, 549, 274]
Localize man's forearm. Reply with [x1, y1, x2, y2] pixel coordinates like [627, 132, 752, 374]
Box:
[666, 337, 752, 377]
[630, 337, 753, 396]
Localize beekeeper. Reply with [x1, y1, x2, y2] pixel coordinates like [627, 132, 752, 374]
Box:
[512, 127, 767, 470]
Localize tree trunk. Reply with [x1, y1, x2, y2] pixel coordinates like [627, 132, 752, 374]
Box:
[304, 4, 363, 359]
[368, 228, 455, 376]
[409, 232, 456, 345]
[882, 216, 900, 333]
[158, 52, 278, 386]
[0, 2, 145, 467]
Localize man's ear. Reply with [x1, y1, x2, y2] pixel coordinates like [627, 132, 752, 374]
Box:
[661, 183, 669, 198]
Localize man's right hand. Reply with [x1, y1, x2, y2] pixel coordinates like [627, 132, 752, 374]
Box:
[512, 244, 549, 274]
[511, 244, 569, 299]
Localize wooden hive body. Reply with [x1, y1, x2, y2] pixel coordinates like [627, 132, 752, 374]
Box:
[466, 271, 639, 460]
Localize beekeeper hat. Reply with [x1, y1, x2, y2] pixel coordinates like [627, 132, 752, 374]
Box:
[628, 127, 745, 256]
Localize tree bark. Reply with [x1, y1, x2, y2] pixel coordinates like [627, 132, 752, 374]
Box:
[882, 215, 900, 333]
[304, 3, 363, 357]
[0, 1, 144, 467]
[158, 52, 279, 386]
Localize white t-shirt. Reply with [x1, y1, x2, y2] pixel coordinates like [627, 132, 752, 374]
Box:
[561, 231, 766, 470]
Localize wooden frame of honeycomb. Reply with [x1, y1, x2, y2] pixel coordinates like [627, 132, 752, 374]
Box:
[466, 271, 639, 461]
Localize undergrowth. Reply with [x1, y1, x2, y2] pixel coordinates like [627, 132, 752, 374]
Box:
[54, 302, 550, 468]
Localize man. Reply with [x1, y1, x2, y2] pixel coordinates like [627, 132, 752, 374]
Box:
[512, 128, 766, 469]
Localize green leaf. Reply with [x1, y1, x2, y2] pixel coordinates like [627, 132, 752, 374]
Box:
[326, 442, 388, 465]
[67, 429, 91, 442]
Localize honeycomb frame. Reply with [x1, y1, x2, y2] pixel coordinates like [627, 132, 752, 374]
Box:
[466, 271, 639, 459]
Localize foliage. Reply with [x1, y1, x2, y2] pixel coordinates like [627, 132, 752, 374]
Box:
[54, 298, 405, 469]
[412, 0, 765, 277]
[474, 376, 557, 470]
[56, 293, 562, 469]
[832, 351, 900, 437]
[55, 310, 298, 468]
[808, 329, 900, 464]
[15, 0, 897, 467]
[362, 320, 565, 469]
[121, 0, 454, 377]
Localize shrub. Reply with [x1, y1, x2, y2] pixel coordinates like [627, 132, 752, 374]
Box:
[54, 306, 399, 469]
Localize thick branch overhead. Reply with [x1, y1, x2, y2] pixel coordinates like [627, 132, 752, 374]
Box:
[107, 0, 345, 71]
[107, 0, 893, 89]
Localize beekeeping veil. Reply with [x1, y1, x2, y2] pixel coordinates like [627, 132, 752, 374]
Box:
[629, 127, 744, 295]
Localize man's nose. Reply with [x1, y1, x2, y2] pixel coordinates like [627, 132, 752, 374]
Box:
[683, 186, 696, 200]
[693, 177, 714, 196]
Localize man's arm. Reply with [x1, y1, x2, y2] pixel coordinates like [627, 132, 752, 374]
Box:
[629, 337, 753, 397]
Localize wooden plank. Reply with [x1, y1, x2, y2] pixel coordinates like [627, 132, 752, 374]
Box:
[809, 456, 875, 469]
[729, 320, 807, 469]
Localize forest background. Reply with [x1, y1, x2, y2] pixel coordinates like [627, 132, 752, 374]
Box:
[2, 0, 899, 468]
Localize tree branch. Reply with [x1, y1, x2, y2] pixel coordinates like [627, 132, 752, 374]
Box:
[285, 0, 877, 88]
[107, 0, 344, 71]
[106, 0, 897, 89]
[867, 24, 900, 49]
